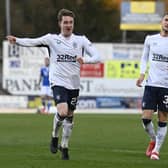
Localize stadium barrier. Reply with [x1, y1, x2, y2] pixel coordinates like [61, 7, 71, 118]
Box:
[1, 42, 144, 114]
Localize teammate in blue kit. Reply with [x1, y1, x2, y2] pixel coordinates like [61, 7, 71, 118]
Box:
[7, 8, 100, 160]
[39, 57, 52, 113]
[136, 13, 168, 160]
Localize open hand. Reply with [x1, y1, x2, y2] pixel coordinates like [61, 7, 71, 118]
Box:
[136, 74, 145, 87]
[6, 35, 16, 44]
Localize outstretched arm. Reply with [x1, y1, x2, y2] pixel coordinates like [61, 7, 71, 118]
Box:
[6, 34, 51, 47]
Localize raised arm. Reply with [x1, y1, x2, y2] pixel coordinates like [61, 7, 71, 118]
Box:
[6, 34, 51, 47]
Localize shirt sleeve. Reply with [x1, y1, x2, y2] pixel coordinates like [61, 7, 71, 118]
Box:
[140, 35, 150, 74]
[15, 33, 51, 47]
[82, 36, 101, 63]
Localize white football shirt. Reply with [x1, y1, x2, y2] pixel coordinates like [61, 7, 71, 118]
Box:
[140, 34, 168, 88]
[16, 33, 100, 89]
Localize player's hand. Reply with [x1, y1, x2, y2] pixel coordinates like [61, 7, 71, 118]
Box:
[136, 74, 145, 87]
[76, 56, 84, 64]
[6, 35, 16, 44]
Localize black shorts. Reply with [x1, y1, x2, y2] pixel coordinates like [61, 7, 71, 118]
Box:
[142, 86, 168, 112]
[52, 85, 79, 111]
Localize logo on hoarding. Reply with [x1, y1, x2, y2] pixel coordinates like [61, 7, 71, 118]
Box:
[9, 60, 21, 68]
[77, 98, 97, 109]
[5, 79, 40, 95]
[80, 79, 93, 93]
[9, 44, 20, 58]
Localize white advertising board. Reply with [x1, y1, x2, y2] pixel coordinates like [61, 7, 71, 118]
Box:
[94, 43, 143, 61]
[80, 78, 143, 97]
[0, 95, 28, 108]
[3, 41, 49, 95]
[3, 41, 143, 97]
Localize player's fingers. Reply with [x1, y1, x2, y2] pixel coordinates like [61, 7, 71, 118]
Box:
[6, 35, 16, 44]
[76, 57, 84, 64]
[136, 80, 142, 87]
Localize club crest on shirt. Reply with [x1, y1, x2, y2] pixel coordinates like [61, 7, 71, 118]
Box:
[56, 40, 61, 44]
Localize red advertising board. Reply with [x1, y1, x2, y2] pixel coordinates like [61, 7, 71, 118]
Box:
[80, 63, 104, 77]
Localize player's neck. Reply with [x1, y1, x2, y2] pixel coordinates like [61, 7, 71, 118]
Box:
[160, 30, 168, 37]
[61, 33, 72, 38]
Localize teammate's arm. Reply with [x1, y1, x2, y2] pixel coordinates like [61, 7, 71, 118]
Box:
[136, 36, 150, 87]
[136, 74, 145, 87]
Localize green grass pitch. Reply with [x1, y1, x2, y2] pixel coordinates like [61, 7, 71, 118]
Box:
[0, 113, 168, 168]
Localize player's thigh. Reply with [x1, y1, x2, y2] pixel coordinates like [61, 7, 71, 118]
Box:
[57, 103, 68, 116]
[158, 111, 168, 122]
[142, 109, 154, 119]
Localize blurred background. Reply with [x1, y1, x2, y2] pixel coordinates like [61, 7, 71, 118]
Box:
[0, 0, 167, 113]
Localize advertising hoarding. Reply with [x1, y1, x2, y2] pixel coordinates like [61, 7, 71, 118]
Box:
[120, 0, 164, 30]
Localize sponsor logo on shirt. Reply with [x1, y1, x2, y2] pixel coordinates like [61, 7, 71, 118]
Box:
[57, 54, 77, 62]
[152, 53, 168, 62]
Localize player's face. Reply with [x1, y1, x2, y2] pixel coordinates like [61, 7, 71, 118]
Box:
[161, 15, 168, 32]
[59, 16, 74, 37]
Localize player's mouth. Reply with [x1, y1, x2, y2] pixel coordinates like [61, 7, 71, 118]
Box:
[66, 27, 72, 32]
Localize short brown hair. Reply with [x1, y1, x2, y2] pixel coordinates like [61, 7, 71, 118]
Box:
[57, 9, 75, 22]
[163, 13, 168, 17]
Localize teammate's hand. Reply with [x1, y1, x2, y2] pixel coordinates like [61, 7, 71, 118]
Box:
[136, 74, 145, 87]
[6, 35, 16, 44]
[76, 56, 84, 64]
